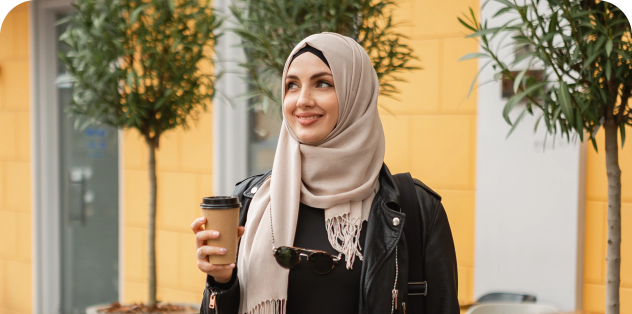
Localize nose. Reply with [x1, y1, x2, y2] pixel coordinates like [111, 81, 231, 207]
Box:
[296, 86, 314, 109]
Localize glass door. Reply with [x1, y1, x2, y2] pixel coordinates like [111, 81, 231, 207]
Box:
[56, 13, 119, 314]
[247, 105, 282, 176]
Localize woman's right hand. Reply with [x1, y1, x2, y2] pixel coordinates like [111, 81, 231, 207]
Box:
[191, 217, 245, 284]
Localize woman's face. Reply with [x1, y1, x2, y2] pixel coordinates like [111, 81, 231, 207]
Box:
[283, 52, 339, 144]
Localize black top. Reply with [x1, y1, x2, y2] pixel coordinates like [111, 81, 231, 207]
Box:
[286, 203, 368, 314]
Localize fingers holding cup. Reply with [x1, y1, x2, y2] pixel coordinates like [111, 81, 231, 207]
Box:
[200, 197, 241, 264]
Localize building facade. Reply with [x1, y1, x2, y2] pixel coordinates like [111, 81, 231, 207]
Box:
[0, 0, 630, 313]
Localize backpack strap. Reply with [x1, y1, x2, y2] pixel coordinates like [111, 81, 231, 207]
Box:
[393, 173, 427, 312]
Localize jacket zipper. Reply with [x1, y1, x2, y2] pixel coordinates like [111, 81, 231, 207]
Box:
[391, 246, 399, 314]
[209, 289, 219, 313]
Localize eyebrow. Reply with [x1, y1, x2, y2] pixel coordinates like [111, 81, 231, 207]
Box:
[286, 71, 333, 81]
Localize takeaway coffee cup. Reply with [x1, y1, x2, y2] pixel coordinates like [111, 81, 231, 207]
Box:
[200, 196, 241, 264]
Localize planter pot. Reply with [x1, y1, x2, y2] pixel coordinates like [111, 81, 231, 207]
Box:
[86, 302, 200, 314]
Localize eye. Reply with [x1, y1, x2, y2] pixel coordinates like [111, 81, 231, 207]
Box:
[316, 80, 332, 88]
[287, 82, 299, 90]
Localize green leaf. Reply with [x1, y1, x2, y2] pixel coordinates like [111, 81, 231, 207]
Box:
[606, 38, 613, 56]
[513, 67, 528, 93]
[167, 0, 176, 13]
[575, 109, 584, 141]
[493, 6, 514, 18]
[578, 39, 599, 72]
[127, 93, 134, 112]
[467, 60, 493, 99]
[573, 94, 588, 113]
[550, 105, 562, 126]
[130, 5, 145, 26]
[572, 48, 579, 62]
[594, 35, 607, 53]
[591, 122, 601, 139]
[154, 97, 167, 110]
[471, 5, 480, 24]
[126, 71, 135, 88]
[534, 113, 543, 132]
[490, 19, 521, 41]
[494, 0, 515, 8]
[466, 27, 504, 38]
[558, 82, 574, 124]
[510, 50, 535, 66]
[459, 52, 488, 62]
[506, 108, 528, 139]
[503, 95, 524, 125]
[536, 31, 559, 49]
[606, 59, 611, 80]
[502, 81, 548, 124]
[457, 17, 477, 32]
[55, 15, 73, 26]
[548, 12, 558, 34]
[598, 88, 608, 104]
[590, 137, 598, 152]
[572, 10, 596, 19]
[543, 103, 552, 132]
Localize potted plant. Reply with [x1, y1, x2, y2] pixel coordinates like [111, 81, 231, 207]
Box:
[58, 0, 220, 312]
[459, 1, 631, 313]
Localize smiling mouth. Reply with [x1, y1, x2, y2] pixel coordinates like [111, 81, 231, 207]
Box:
[297, 115, 323, 120]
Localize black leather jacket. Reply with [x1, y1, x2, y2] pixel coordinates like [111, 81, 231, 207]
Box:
[200, 164, 459, 314]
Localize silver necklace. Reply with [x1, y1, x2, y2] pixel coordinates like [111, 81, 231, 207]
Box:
[269, 202, 277, 252]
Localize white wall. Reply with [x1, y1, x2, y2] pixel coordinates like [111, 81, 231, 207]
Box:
[212, 0, 248, 196]
[474, 1, 585, 310]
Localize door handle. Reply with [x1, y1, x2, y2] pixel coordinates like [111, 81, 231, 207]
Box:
[67, 169, 85, 224]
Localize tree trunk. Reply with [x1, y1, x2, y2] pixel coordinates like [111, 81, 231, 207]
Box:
[604, 118, 621, 314]
[147, 139, 158, 307]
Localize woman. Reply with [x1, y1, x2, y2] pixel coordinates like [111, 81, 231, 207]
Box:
[191, 32, 459, 314]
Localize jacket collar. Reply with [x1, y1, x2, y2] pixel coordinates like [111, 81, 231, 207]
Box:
[375, 163, 401, 212]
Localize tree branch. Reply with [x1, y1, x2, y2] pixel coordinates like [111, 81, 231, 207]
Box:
[562, 0, 588, 61]
[516, 0, 564, 81]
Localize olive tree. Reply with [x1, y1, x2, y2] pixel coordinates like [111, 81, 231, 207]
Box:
[59, 0, 220, 307]
[230, 0, 419, 114]
[459, 1, 630, 312]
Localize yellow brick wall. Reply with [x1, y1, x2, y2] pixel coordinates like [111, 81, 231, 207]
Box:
[583, 125, 632, 313]
[0, 2, 33, 314]
[381, 0, 479, 304]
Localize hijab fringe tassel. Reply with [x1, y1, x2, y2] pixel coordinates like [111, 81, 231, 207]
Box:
[246, 299, 287, 314]
[325, 215, 364, 269]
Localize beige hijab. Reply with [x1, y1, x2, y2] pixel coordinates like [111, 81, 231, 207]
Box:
[236, 32, 385, 314]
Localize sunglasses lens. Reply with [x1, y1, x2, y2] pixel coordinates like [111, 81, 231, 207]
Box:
[275, 247, 299, 269]
[308, 252, 335, 274]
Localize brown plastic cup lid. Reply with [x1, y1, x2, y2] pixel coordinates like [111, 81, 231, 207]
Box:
[201, 196, 241, 209]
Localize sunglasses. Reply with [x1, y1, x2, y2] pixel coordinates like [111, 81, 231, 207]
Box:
[272, 246, 341, 274]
